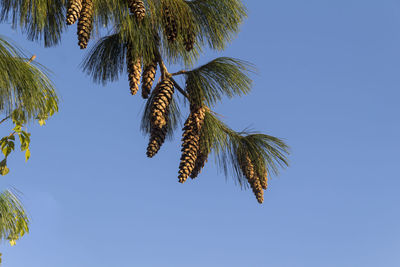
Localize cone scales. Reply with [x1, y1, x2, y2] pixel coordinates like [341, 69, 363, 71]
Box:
[146, 79, 175, 157]
[240, 154, 264, 204]
[77, 0, 94, 49]
[189, 146, 208, 178]
[147, 126, 168, 158]
[128, 0, 146, 21]
[178, 106, 206, 183]
[127, 47, 142, 95]
[66, 0, 82, 25]
[141, 61, 157, 99]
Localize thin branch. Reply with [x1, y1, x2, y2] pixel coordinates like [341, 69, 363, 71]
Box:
[171, 70, 187, 76]
[27, 55, 36, 64]
[171, 78, 189, 99]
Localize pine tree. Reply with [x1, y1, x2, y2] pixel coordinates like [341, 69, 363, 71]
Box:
[0, 36, 57, 261]
[0, 0, 290, 204]
[0, 190, 30, 262]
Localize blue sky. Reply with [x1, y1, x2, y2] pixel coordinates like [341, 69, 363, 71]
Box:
[1, 0, 400, 266]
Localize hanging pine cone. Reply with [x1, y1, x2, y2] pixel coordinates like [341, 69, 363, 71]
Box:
[240, 154, 255, 181]
[146, 125, 168, 158]
[66, 0, 82, 25]
[128, 0, 146, 21]
[239, 153, 264, 203]
[259, 168, 268, 190]
[250, 177, 264, 204]
[77, 0, 94, 49]
[189, 147, 209, 179]
[127, 47, 142, 95]
[183, 31, 195, 52]
[163, 6, 177, 42]
[141, 61, 157, 99]
[178, 106, 206, 183]
[150, 79, 174, 129]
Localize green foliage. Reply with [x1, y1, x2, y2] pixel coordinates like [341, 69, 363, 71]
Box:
[1, 0, 289, 201]
[140, 83, 182, 139]
[200, 111, 289, 187]
[184, 57, 254, 107]
[0, 189, 29, 245]
[0, 37, 59, 119]
[0, 0, 66, 47]
[0, 36, 58, 175]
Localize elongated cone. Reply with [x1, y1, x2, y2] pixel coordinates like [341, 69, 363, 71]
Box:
[146, 125, 168, 158]
[163, 6, 177, 42]
[77, 0, 94, 49]
[240, 154, 264, 203]
[127, 47, 142, 95]
[250, 178, 264, 204]
[128, 0, 146, 21]
[150, 79, 174, 129]
[259, 168, 268, 190]
[66, 0, 82, 25]
[141, 61, 157, 99]
[178, 106, 206, 183]
[190, 148, 208, 179]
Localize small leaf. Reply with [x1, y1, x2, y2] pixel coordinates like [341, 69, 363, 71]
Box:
[9, 239, 16, 246]
[13, 125, 22, 133]
[25, 149, 30, 162]
[2, 146, 11, 157]
[38, 119, 46, 126]
[0, 165, 9, 176]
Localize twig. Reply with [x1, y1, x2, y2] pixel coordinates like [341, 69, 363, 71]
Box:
[171, 78, 189, 99]
[171, 70, 187, 76]
[27, 55, 36, 64]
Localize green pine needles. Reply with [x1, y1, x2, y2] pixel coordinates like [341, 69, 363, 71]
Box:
[0, 0, 289, 203]
[0, 36, 59, 175]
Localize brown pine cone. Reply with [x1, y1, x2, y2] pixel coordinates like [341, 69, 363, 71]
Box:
[146, 125, 168, 158]
[250, 178, 264, 204]
[240, 154, 255, 181]
[178, 106, 206, 183]
[259, 168, 268, 190]
[127, 47, 142, 95]
[189, 148, 208, 179]
[66, 0, 82, 25]
[128, 0, 146, 21]
[141, 61, 157, 99]
[77, 0, 94, 49]
[239, 153, 265, 203]
[150, 79, 174, 129]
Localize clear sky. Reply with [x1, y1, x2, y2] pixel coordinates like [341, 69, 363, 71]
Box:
[1, 0, 400, 266]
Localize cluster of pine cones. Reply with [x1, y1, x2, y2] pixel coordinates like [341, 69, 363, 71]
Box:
[66, 0, 95, 49]
[66, 0, 195, 51]
[66, 0, 266, 203]
[66, 0, 146, 49]
[239, 154, 268, 203]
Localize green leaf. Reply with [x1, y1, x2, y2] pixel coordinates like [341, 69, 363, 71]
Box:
[13, 125, 22, 133]
[25, 149, 30, 162]
[38, 119, 46, 126]
[0, 165, 9, 176]
[2, 146, 11, 158]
